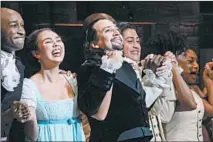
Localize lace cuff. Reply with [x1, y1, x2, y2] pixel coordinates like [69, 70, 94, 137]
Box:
[100, 55, 123, 73]
[142, 69, 172, 89]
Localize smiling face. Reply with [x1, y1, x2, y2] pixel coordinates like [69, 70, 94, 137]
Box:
[179, 49, 199, 84]
[34, 30, 65, 67]
[92, 19, 123, 51]
[122, 28, 141, 62]
[1, 8, 25, 52]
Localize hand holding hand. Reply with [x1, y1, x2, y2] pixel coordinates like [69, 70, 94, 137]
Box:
[11, 101, 32, 123]
[144, 54, 166, 73]
[164, 51, 178, 65]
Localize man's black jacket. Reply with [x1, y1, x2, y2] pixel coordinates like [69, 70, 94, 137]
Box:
[77, 53, 152, 142]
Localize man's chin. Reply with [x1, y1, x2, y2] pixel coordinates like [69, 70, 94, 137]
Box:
[14, 43, 24, 50]
[112, 43, 123, 50]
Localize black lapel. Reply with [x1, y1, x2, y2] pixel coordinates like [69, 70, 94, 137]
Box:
[115, 61, 140, 94]
[15, 57, 25, 75]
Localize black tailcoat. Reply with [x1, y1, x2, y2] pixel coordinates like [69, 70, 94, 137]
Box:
[77, 54, 152, 142]
[1, 56, 25, 142]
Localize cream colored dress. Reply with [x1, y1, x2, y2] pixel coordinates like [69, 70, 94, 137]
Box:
[164, 90, 204, 141]
[148, 82, 176, 141]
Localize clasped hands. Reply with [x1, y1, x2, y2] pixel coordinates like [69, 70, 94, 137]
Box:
[143, 53, 172, 77]
[11, 101, 33, 123]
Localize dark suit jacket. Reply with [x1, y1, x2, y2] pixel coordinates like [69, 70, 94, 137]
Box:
[1, 57, 25, 142]
[77, 55, 152, 142]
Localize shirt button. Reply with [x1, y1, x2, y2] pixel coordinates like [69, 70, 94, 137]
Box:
[199, 134, 202, 137]
[198, 110, 201, 113]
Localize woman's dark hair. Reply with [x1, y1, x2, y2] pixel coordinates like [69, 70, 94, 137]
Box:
[146, 30, 186, 56]
[24, 28, 52, 77]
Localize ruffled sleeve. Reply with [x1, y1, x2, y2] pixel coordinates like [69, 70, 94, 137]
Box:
[21, 78, 37, 108]
[142, 69, 172, 89]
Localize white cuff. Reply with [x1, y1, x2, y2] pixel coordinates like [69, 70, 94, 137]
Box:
[100, 55, 123, 73]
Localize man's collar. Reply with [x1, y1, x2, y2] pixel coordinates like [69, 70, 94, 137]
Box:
[123, 57, 139, 66]
[1, 49, 15, 59]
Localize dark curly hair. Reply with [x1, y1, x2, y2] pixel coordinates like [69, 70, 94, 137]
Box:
[24, 28, 53, 77]
[146, 30, 186, 56]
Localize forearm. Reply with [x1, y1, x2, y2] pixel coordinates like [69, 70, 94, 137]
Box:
[78, 66, 115, 116]
[203, 87, 207, 96]
[172, 66, 197, 110]
[92, 85, 113, 120]
[24, 108, 38, 141]
[203, 77, 213, 106]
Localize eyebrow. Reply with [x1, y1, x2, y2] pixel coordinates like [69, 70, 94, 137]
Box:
[187, 55, 197, 60]
[9, 20, 24, 24]
[125, 37, 140, 40]
[102, 25, 117, 31]
[43, 36, 61, 42]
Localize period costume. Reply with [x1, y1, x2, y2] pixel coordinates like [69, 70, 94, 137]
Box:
[77, 51, 152, 142]
[1, 49, 25, 142]
[164, 90, 204, 141]
[20, 76, 85, 141]
[123, 57, 176, 141]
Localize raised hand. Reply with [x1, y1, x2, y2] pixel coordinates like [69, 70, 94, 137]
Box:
[164, 51, 178, 65]
[204, 61, 213, 81]
[11, 101, 31, 123]
[176, 52, 190, 72]
[144, 54, 167, 73]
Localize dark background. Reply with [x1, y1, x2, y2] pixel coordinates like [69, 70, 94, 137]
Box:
[2, 1, 213, 87]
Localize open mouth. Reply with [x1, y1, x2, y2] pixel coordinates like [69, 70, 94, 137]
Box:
[131, 50, 139, 55]
[190, 71, 198, 79]
[52, 49, 62, 57]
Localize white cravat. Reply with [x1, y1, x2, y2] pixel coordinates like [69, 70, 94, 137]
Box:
[1, 50, 20, 91]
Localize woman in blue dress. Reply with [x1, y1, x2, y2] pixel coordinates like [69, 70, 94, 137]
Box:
[15, 28, 85, 141]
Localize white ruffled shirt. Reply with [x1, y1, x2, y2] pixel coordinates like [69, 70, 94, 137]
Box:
[1, 50, 20, 91]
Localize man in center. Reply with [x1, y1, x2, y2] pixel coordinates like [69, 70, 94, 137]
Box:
[77, 13, 153, 142]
